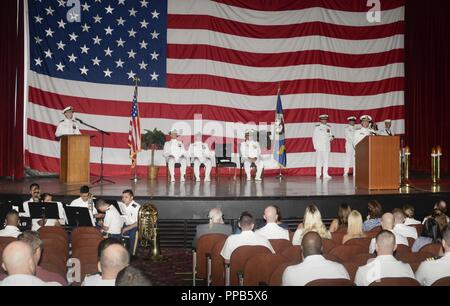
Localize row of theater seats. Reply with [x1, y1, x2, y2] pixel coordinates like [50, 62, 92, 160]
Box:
[193, 225, 449, 286]
[0, 227, 104, 284]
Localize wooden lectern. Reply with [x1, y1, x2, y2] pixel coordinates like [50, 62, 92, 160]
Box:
[355, 136, 400, 190]
[60, 135, 90, 184]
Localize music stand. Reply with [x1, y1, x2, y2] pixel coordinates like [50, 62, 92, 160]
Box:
[64, 206, 94, 227]
[29, 203, 60, 220]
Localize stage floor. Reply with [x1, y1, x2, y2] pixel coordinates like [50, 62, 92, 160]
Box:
[0, 175, 449, 199]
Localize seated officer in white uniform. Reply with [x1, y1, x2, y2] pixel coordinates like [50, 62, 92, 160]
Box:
[189, 133, 214, 182]
[240, 130, 264, 181]
[343, 116, 357, 176]
[119, 190, 141, 255]
[220, 212, 275, 262]
[163, 129, 188, 183]
[0, 210, 21, 238]
[312, 115, 334, 179]
[55, 106, 82, 138]
[256, 206, 290, 240]
[282, 232, 350, 286]
[355, 230, 416, 286]
[415, 224, 450, 286]
[353, 115, 377, 147]
[379, 119, 395, 136]
[96, 200, 124, 239]
[70, 186, 101, 226]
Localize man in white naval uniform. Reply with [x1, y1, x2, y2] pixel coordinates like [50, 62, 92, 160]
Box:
[379, 119, 395, 136]
[163, 129, 188, 182]
[240, 130, 263, 181]
[353, 115, 377, 147]
[189, 133, 214, 182]
[313, 115, 334, 179]
[55, 106, 81, 138]
[343, 116, 357, 176]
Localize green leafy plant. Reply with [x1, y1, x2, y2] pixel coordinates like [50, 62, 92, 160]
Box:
[141, 129, 166, 166]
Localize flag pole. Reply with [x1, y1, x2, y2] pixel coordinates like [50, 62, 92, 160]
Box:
[276, 82, 284, 181]
[131, 77, 141, 183]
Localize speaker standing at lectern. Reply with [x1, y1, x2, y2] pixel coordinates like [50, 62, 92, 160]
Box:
[55, 106, 81, 138]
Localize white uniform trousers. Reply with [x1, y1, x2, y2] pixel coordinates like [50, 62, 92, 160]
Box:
[315, 150, 330, 178]
[167, 157, 187, 181]
[193, 158, 212, 181]
[243, 159, 264, 180]
[344, 145, 355, 175]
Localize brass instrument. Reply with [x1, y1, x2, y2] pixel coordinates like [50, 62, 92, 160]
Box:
[138, 203, 166, 261]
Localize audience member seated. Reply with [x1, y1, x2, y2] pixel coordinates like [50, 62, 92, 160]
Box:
[403, 204, 421, 225]
[342, 210, 367, 244]
[412, 209, 448, 252]
[96, 199, 124, 239]
[293, 205, 331, 246]
[220, 212, 275, 262]
[393, 208, 418, 239]
[192, 208, 232, 249]
[363, 200, 383, 232]
[423, 200, 449, 224]
[82, 244, 130, 286]
[274, 205, 289, 230]
[329, 203, 351, 233]
[0, 241, 60, 286]
[0, 210, 21, 238]
[355, 230, 415, 286]
[255, 206, 290, 240]
[415, 224, 450, 286]
[369, 213, 408, 254]
[282, 232, 350, 286]
[116, 266, 152, 286]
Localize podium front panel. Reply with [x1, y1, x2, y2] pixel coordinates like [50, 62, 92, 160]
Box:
[60, 135, 90, 184]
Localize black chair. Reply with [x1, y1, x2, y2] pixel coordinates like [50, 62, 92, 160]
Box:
[214, 143, 237, 179]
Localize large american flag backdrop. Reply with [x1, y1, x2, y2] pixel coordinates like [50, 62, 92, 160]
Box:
[25, 0, 405, 177]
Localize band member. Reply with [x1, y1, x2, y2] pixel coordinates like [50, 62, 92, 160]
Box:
[344, 116, 357, 176]
[119, 190, 141, 255]
[189, 133, 214, 182]
[163, 129, 188, 183]
[379, 119, 395, 136]
[96, 200, 124, 240]
[70, 185, 102, 226]
[55, 106, 81, 138]
[353, 115, 377, 147]
[240, 130, 263, 181]
[313, 115, 334, 179]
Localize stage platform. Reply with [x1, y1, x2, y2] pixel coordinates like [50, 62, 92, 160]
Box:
[1, 176, 449, 220]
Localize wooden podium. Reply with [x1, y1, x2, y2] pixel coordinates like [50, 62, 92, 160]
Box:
[355, 136, 400, 190]
[60, 135, 90, 184]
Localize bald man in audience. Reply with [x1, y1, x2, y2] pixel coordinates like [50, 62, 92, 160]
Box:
[355, 230, 415, 286]
[0, 210, 21, 238]
[282, 232, 349, 286]
[415, 224, 450, 286]
[392, 209, 418, 239]
[255, 206, 290, 240]
[220, 212, 275, 263]
[0, 241, 60, 286]
[369, 213, 409, 254]
[82, 244, 130, 286]
[192, 208, 232, 248]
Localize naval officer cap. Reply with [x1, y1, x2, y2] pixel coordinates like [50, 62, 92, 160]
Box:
[319, 114, 329, 120]
[384, 119, 392, 123]
[63, 106, 73, 114]
[169, 128, 179, 135]
[347, 116, 357, 121]
[360, 115, 373, 122]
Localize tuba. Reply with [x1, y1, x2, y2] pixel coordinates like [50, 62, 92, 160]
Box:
[138, 203, 165, 261]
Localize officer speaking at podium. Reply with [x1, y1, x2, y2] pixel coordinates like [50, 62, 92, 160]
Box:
[55, 106, 82, 138]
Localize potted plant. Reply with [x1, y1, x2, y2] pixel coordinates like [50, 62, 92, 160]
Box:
[141, 129, 166, 180]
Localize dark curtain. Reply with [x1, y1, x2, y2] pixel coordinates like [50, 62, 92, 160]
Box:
[0, 0, 24, 179]
[405, 0, 450, 174]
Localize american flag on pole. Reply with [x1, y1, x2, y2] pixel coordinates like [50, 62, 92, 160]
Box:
[128, 84, 141, 168]
[25, 0, 405, 177]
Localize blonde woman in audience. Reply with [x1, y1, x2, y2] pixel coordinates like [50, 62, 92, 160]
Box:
[293, 205, 331, 246]
[342, 210, 367, 244]
[329, 203, 351, 233]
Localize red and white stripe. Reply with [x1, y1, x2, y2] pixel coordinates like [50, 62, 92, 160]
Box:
[25, 0, 405, 177]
